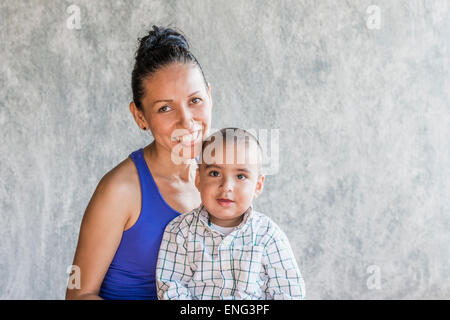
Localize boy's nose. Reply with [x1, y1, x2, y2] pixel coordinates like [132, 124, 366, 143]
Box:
[220, 178, 234, 191]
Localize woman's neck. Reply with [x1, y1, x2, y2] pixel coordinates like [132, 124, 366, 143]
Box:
[143, 141, 197, 183]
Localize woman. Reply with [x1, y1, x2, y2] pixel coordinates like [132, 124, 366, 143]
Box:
[66, 26, 212, 300]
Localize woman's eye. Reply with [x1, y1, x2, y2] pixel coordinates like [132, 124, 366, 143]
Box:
[208, 170, 220, 177]
[237, 174, 246, 180]
[158, 105, 171, 113]
[191, 97, 202, 104]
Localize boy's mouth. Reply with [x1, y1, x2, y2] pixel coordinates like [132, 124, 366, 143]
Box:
[217, 198, 234, 207]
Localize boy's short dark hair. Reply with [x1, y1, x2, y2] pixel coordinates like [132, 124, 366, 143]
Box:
[198, 128, 264, 174]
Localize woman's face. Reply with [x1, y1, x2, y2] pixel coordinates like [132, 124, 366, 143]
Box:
[130, 63, 212, 161]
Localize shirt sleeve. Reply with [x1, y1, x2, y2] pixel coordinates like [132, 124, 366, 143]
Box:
[156, 218, 193, 300]
[262, 223, 306, 300]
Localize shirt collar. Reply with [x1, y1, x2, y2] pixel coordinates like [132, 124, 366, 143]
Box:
[198, 204, 254, 231]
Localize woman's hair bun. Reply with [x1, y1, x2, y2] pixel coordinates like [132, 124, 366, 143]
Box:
[132, 25, 207, 110]
[136, 25, 189, 58]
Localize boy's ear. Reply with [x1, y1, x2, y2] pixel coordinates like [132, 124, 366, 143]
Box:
[253, 175, 265, 199]
[194, 168, 200, 191]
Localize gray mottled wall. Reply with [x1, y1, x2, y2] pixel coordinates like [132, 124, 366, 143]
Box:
[1, 0, 449, 299]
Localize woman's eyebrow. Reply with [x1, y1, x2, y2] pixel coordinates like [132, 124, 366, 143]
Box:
[188, 90, 200, 97]
[151, 91, 200, 106]
[152, 99, 173, 106]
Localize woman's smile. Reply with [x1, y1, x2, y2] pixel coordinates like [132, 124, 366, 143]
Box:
[172, 129, 202, 146]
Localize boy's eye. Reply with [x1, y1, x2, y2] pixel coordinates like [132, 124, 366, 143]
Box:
[208, 170, 220, 177]
[158, 105, 171, 113]
[237, 174, 246, 180]
[191, 97, 202, 104]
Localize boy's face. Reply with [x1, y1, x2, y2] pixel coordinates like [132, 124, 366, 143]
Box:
[195, 140, 265, 227]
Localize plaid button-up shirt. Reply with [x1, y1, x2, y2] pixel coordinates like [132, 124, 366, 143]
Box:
[156, 204, 306, 300]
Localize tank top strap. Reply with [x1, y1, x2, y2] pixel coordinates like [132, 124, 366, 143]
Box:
[129, 148, 158, 214]
[99, 148, 182, 299]
[129, 148, 183, 218]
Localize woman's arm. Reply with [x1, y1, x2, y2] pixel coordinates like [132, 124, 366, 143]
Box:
[65, 164, 138, 300]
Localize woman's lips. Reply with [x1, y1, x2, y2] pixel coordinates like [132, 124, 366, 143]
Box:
[217, 199, 234, 207]
[172, 128, 203, 146]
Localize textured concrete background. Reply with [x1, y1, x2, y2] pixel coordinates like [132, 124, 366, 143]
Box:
[1, 0, 449, 299]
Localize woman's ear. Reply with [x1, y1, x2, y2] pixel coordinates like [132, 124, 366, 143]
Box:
[253, 175, 265, 199]
[129, 101, 149, 131]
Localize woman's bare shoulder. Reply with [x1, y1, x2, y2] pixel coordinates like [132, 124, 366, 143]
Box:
[101, 156, 139, 190]
[88, 156, 140, 219]
[66, 156, 141, 299]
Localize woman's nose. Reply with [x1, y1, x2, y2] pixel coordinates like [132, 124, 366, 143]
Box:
[179, 106, 194, 129]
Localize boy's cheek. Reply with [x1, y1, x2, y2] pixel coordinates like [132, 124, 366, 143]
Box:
[202, 179, 218, 189]
[201, 184, 218, 200]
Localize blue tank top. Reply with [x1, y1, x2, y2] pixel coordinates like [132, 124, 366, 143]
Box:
[99, 148, 181, 300]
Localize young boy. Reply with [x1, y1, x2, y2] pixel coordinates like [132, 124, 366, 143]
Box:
[156, 128, 305, 300]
